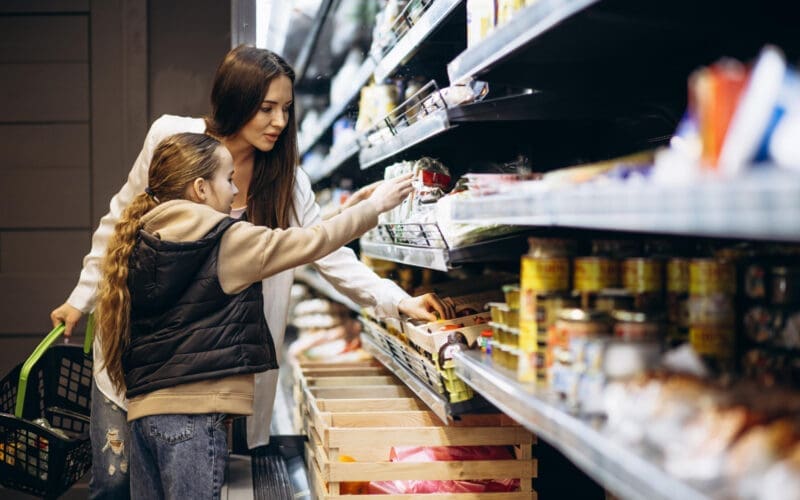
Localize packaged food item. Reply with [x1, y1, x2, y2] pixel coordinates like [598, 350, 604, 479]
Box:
[547, 309, 611, 385]
[497, 0, 527, 26]
[689, 258, 736, 296]
[574, 257, 620, 308]
[612, 310, 663, 341]
[466, 0, 496, 47]
[667, 258, 690, 346]
[771, 266, 800, 305]
[502, 284, 520, 309]
[622, 258, 664, 311]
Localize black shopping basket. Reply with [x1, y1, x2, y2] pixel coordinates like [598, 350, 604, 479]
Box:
[0, 316, 94, 498]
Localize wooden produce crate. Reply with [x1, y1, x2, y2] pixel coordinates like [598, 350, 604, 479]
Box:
[290, 360, 392, 434]
[305, 393, 537, 499]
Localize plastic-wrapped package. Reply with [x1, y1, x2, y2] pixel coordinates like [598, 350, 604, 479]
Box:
[368, 446, 520, 494]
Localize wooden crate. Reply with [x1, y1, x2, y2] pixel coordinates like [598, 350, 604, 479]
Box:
[291, 360, 404, 435]
[305, 395, 537, 499]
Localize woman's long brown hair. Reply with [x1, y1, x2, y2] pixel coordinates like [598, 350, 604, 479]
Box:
[96, 133, 223, 393]
[205, 45, 298, 229]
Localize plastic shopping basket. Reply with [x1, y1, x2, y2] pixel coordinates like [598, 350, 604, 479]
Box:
[0, 316, 94, 498]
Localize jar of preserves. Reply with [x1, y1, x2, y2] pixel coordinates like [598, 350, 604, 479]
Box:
[612, 310, 663, 341]
[547, 309, 611, 383]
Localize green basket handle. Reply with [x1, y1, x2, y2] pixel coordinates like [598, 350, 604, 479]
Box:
[15, 315, 95, 418]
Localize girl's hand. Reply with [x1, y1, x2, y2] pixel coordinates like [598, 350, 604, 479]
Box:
[367, 173, 414, 213]
[341, 180, 381, 210]
[50, 302, 83, 337]
[398, 293, 455, 322]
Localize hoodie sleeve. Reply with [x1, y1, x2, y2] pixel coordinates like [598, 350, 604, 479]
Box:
[295, 170, 410, 318]
[217, 198, 381, 294]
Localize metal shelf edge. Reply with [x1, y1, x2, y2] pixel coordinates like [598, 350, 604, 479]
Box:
[373, 0, 465, 83]
[448, 180, 800, 241]
[359, 239, 450, 271]
[359, 109, 453, 170]
[361, 333, 451, 424]
[453, 350, 711, 500]
[294, 267, 361, 313]
[447, 0, 600, 84]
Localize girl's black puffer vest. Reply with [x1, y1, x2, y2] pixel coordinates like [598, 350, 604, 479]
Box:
[122, 217, 278, 398]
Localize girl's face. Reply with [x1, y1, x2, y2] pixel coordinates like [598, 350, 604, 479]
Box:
[239, 75, 293, 152]
[204, 147, 238, 213]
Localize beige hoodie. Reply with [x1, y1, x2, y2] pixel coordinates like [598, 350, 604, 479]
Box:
[126, 198, 380, 421]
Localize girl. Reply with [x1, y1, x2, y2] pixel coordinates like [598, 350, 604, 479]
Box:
[50, 46, 453, 498]
[95, 132, 412, 499]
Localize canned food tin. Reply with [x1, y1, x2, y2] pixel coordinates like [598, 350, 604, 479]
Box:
[689, 259, 736, 296]
[622, 258, 663, 293]
[667, 258, 690, 293]
[574, 257, 620, 292]
[521, 256, 571, 293]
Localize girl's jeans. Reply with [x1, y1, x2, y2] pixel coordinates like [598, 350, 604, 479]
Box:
[89, 380, 131, 499]
[130, 413, 229, 500]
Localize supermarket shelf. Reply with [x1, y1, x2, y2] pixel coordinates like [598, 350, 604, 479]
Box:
[294, 267, 361, 313]
[360, 333, 452, 424]
[298, 57, 377, 156]
[306, 140, 360, 184]
[448, 0, 599, 84]
[360, 232, 529, 271]
[373, 0, 465, 83]
[360, 239, 449, 271]
[448, 171, 800, 241]
[359, 108, 454, 170]
[453, 350, 711, 500]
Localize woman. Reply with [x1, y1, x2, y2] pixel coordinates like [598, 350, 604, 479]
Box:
[50, 46, 451, 499]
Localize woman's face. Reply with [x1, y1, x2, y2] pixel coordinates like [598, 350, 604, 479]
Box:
[239, 74, 293, 152]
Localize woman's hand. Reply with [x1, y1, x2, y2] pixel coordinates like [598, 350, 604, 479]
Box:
[367, 173, 414, 213]
[50, 302, 83, 337]
[398, 293, 455, 322]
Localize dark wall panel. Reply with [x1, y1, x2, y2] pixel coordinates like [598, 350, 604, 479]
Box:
[0, 63, 89, 122]
[0, 15, 88, 62]
[1, 230, 89, 273]
[0, 123, 89, 169]
[0, 1, 88, 14]
[0, 168, 89, 227]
